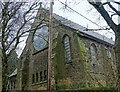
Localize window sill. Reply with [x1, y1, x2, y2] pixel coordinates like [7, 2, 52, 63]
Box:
[66, 61, 72, 64]
[32, 80, 47, 86]
[32, 47, 48, 55]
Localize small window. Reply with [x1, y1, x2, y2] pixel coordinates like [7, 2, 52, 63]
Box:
[36, 73, 38, 82]
[44, 70, 47, 81]
[40, 71, 42, 82]
[13, 81, 16, 89]
[107, 49, 112, 59]
[89, 43, 98, 72]
[63, 35, 72, 63]
[107, 49, 115, 65]
[32, 74, 35, 83]
[90, 43, 97, 62]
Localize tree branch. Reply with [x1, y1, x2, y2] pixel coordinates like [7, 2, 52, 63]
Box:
[107, 2, 120, 16]
[88, 0, 118, 32]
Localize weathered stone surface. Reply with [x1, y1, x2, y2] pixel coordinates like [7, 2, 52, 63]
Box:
[8, 51, 18, 75]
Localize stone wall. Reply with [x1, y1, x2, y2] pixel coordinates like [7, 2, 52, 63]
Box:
[18, 24, 116, 90]
[8, 51, 18, 75]
[51, 25, 116, 89]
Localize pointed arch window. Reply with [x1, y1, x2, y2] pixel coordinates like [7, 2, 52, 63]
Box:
[32, 74, 35, 83]
[40, 71, 42, 82]
[33, 24, 48, 51]
[90, 43, 97, 62]
[90, 43, 98, 70]
[44, 70, 47, 81]
[63, 35, 71, 63]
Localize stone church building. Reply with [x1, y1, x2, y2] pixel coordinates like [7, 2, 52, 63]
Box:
[8, 8, 117, 90]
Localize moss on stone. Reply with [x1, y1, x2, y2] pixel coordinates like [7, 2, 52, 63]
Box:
[76, 35, 88, 62]
[52, 32, 68, 89]
[56, 78, 71, 89]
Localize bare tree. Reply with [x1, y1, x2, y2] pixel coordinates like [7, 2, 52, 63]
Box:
[0, 1, 48, 91]
[87, 0, 120, 90]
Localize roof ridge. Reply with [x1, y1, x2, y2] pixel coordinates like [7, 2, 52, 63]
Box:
[53, 13, 114, 45]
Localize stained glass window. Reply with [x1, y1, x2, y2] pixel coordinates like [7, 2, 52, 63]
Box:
[33, 24, 48, 51]
[63, 35, 71, 63]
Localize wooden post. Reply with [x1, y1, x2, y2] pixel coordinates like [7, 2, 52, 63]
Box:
[47, 0, 54, 91]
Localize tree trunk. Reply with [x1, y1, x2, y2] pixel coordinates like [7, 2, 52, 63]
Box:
[2, 56, 8, 92]
[113, 31, 120, 91]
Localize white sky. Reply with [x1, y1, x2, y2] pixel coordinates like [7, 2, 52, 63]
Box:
[53, 0, 116, 40]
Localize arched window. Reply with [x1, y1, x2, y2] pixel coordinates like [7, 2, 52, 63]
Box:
[44, 70, 47, 81]
[107, 49, 112, 59]
[63, 35, 71, 63]
[13, 81, 16, 89]
[40, 71, 42, 82]
[32, 74, 35, 83]
[107, 48, 114, 64]
[90, 43, 97, 62]
[33, 24, 48, 51]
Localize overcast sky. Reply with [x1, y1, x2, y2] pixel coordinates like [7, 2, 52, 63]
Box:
[53, 0, 116, 40]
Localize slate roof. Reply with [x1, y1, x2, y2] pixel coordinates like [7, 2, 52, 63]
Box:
[53, 13, 114, 46]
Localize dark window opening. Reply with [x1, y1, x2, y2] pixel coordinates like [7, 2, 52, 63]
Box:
[40, 71, 42, 82]
[13, 81, 16, 89]
[32, 74, 35, 83]
[44, 70, 47, 81]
